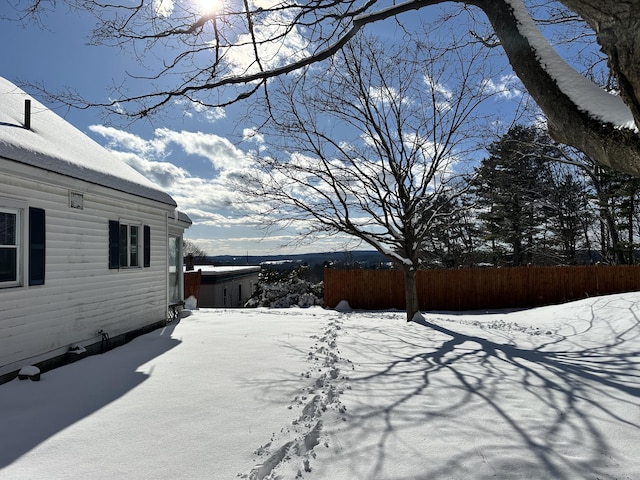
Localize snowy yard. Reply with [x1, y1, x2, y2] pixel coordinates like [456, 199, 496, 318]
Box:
[1, 294, 639, 479]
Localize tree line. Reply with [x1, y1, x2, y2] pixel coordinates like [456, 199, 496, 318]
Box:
[428, 125, 640, 268]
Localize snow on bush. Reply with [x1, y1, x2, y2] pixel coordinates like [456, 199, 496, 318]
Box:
[245, 266, 324, 308]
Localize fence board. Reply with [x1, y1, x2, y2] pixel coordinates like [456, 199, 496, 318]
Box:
[184, 270, 202, 301]
[324, 265, 640, 311]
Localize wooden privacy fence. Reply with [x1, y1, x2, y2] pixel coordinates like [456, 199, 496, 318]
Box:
[184, 270, 202, 302]
[324, 265, 640, 311]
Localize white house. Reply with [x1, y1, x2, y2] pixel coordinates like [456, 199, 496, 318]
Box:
[0, 77, 191, 382]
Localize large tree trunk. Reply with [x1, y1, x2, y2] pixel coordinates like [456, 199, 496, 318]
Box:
[403, 268, 420, 322]
[470, 0, 640, 177]
[373, 0, 640, 176]
[558, 1, 640, 129]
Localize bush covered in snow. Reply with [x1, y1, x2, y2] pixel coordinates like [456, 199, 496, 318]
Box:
[245, 265, 323, 308]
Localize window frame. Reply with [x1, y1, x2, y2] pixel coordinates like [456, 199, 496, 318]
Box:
[109, 219, 151, 270]
[0, 198, 42, 288]
[0, 205, 22, 287]
[118, 220, 142, 269]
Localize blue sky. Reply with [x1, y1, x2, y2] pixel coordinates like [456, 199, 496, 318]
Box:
[0, 1, 541, 256]
[0, 2, 307, 256]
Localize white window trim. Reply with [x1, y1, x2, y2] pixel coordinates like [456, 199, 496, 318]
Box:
[119, 219, 142, 269]
[0, 197, 28, 288]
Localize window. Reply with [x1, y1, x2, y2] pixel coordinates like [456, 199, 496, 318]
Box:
[109, 220, 150, 270]
[168, 235, 181, 303]
[0, 203, 45, 288]
[118, 223, 139, 268]
[0, 209, 19, 285]
[119, 223, 139, 268]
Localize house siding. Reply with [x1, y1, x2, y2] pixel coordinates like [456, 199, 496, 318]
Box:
[0, 164, 172, 377]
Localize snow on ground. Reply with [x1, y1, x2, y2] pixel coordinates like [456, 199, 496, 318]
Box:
[1, 293, 639, 479]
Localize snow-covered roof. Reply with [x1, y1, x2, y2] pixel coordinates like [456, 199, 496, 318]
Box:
[169, 209, 193, 226]
[186, 265, 261, 275]
[0, 77, 176, 207]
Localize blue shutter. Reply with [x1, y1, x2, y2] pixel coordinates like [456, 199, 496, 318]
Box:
[109, 220, 120, 269]
[29, 207, 45, 286]
[143, 225, 151, 267]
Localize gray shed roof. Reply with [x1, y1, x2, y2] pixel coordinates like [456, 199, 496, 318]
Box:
[0, 77, 176, 207]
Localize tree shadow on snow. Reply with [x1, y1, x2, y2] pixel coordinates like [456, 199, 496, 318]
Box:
[331, 297, 640, 480]
[0, 323, 182, 470]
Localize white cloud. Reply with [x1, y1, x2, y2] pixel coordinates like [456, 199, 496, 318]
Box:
[108, 150, 189, 189]
[480, 74, 523, 99]
[153, 128, 251, 171]
[185, 231, 354, 256]
[243, 127, 265, 144]
[90, 125, 251, 171]
[250, 0, 282, 8]
[89, 125, 167, 158]
[368, 85, 407, 106]
[424, 75, 453, 100]
[243, 128, 267, 153]
[184, 208, 267, 228]
[223, 8, 308, 76]
[153, 0, 174, 17]
[423, 75, 454, 112]
[89, 125, 257, 225]
[175, 98, 226, 123]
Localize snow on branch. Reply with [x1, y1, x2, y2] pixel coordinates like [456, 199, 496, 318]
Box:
[505, 0, 636, 132]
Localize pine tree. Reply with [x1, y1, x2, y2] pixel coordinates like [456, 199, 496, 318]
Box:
[593, 168, 640, 264]
[422, 193, 479, 268]
[474, 126, 556, 266]
[547, 168, 593, 264]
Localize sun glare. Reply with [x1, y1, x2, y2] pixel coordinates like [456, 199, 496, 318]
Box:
[193, 0, 221, 15]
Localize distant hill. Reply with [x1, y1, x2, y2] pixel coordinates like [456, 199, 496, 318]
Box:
[204, 250, 390, 288]
[205, 250, 389, 270]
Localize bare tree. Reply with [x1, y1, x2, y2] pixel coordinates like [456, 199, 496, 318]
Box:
[241, 34, 503, 320]
[183, 239, 208, 264]
[10, 0, 640, 176]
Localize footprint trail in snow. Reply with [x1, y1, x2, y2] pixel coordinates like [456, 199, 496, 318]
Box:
[240, 313, 353, 480]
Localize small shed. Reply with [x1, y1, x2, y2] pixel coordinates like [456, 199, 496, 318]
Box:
[192, 265, 260, 307]
[0, 77, 190, 382]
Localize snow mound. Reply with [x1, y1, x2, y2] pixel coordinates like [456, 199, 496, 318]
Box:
[184, 295, 198, 310]
[334, 300, 352, 313]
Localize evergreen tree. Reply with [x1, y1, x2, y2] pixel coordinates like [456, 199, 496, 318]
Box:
[592, 167, 640, 264]
[547, 167, 594, 264]
[422, 193, 479, 268]
[474, 126, 556, 266]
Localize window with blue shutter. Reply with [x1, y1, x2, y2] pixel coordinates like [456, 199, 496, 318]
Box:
[109, 220, 150, 269]
[29, 207, 45, 286]
[144, 225, 151, 267]
[0, 208, 19, 285]
[108, 220, 120, 269]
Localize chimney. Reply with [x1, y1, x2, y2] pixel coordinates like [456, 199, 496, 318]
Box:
[24, 99, 31, 130]
[185, 254, 194, 271]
